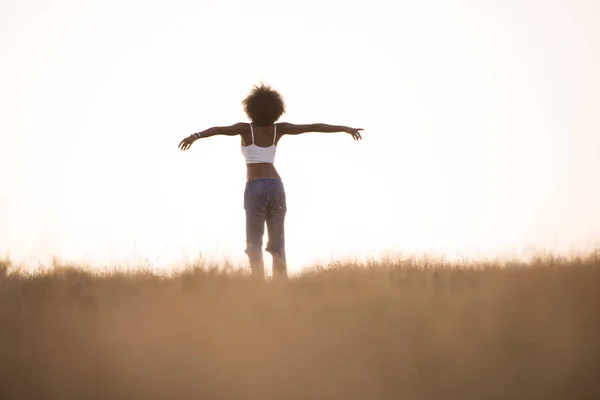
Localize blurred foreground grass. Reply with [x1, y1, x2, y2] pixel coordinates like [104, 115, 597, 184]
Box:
[0, 255, 599, 400]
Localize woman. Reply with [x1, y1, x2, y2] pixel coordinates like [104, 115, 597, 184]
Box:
[178, 84, 363, 280]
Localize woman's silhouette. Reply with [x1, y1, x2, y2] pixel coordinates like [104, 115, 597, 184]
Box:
[178, 84, 363, 280]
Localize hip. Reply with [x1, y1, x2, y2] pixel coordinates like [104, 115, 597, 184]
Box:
[244, 177, 287, 210]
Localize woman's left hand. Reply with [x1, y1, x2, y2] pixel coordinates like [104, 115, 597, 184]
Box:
[178, 135, 196, 151]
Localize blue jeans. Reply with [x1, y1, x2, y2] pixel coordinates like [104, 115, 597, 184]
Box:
[244, 178, 287, 279]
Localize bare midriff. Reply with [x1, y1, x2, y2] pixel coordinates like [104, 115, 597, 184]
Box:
[246, 163, 281, 182]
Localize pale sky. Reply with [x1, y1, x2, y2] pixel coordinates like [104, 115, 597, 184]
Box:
[1, 0, 599, 273]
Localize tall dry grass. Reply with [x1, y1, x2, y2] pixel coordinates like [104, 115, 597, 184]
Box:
[0, 255, 598, 400]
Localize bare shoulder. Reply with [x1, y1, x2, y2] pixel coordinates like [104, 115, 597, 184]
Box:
[276, 122, 314, 135]
[231, 122, 251, 132]
[219, 122, 250, 136]
[275, 122, 292, 132]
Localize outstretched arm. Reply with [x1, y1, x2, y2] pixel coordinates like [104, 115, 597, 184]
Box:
[277, 123, 363, 140]
[178, 122, 248, 151]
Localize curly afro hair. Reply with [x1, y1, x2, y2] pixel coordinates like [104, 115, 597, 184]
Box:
[242, 83, 286, 126]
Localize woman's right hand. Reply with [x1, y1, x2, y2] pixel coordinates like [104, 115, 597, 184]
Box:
[344, 127, 363, 141]
[178, 135, 196, 151]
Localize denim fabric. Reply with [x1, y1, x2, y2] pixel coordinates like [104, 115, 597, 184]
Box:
[244, 178, 287, 278]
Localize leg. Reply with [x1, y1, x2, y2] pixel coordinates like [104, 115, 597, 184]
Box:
[265, 181, 288, 281]
[244, 183, 267, 279]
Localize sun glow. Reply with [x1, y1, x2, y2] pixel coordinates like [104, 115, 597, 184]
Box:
[1, 0, 599, 273]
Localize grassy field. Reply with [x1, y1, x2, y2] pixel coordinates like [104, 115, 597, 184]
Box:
[0, 255, 598, 400]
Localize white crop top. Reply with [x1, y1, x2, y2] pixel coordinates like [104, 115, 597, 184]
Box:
[241, 123, 278, 164]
